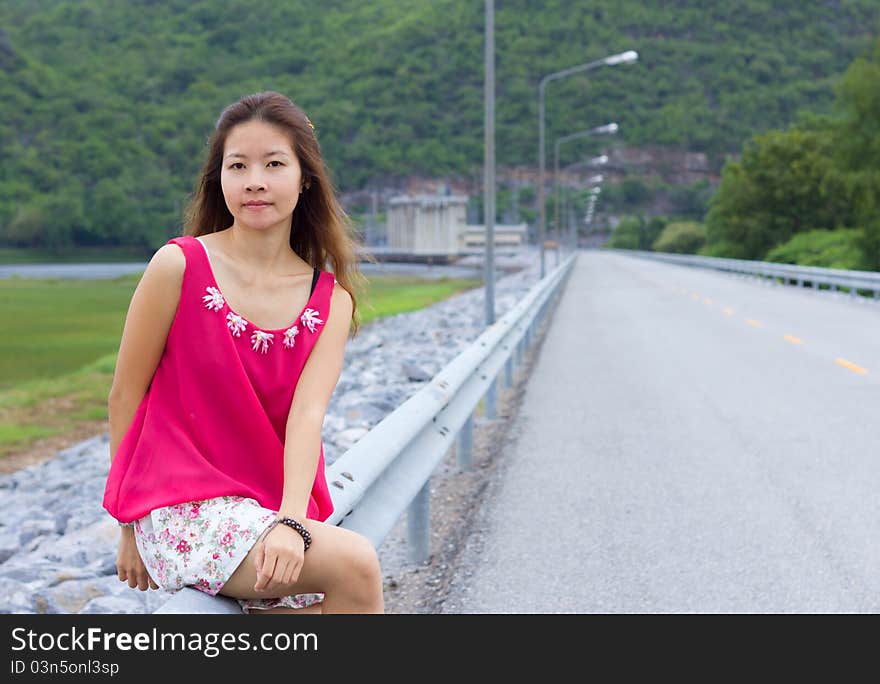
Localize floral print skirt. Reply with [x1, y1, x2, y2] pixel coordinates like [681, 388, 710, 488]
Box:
[133, 494, 324, 613]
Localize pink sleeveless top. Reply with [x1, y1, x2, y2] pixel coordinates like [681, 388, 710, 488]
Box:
[103, 234, 336, 524]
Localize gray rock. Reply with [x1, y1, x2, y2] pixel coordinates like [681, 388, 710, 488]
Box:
[19, 519, 58, 547]
[45, 478, 73, 493]
[38, 576, 123, 614]
[0, 531, 18, 564]
[30, 594, 67, 614]
[341, 401, 389, 426]
[0, 577, 34, 613]
[402, 361, 432, 382]
[44, 567, 101, 587]
[333, 427, 370, 450]
[54, 512, 72, 535]
[360, 370, 380, 387]
[91, 556, 119, 577]
[80, 594, 146, 614]
[23, 532, 60, 552]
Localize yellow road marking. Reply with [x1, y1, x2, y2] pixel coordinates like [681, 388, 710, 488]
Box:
[690, 302, 865, 375]
[835, 358, 868, 375]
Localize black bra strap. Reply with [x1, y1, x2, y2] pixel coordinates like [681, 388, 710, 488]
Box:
[310, 267, 319, 296]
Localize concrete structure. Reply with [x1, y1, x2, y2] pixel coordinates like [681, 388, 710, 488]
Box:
[460, 223, 527, 249]
[385, 195, 527, 260]
[387, 195, 467, 256]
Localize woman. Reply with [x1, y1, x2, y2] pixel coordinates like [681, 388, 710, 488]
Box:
[103, 91, 384, 614]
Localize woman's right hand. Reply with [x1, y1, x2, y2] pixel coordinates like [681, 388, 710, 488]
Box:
[253, 523, 306, 595]
[116, 527, 159, 591]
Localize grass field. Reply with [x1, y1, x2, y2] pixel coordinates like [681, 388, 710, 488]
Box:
[0, 246, 153, 264]
[0, 270, 481, 470]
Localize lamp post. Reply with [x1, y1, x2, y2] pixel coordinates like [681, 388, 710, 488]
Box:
[484, 0, 495, 327]
[564, 173, 603, 250]
[538, 50, 637, 277]
[562, 156, 605, 253]
[554, 123, 617, 250]
[583, 186, 601, 242]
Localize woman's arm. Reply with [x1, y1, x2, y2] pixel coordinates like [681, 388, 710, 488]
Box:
[278, 282, 354, 520]
[253, 281, 353, 592]
[108, 244, 185, 465]
[109, 243, 184, 591]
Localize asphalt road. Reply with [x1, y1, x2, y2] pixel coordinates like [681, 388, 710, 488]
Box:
[441, 249, 880, 613]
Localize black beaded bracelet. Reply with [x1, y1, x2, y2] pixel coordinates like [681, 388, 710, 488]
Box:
[276, 517, 311, 552]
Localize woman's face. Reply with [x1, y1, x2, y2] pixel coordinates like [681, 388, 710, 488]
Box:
[220, 119, 305, 233]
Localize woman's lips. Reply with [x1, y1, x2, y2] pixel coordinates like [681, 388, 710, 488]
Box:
[244, 203, 271, 209]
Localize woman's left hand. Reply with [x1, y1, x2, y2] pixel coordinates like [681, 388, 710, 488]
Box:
[253, 523, 305, 594]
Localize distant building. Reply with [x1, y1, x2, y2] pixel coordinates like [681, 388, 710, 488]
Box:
[387, 195, 467, 256]
[386, 195, 526, 260]
[460, 223, 527, 248]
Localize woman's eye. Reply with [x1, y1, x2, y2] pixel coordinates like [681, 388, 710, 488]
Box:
[229, 161, 282, 169]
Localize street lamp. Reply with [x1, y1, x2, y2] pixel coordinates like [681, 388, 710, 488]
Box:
[584, 186, 601, 233]
[562, 157, 606, 251]
[484, 0, 496, 328]
[538, 50, 637, 277]
[565, 174, 603, 249]
[554, 122, 617, 248]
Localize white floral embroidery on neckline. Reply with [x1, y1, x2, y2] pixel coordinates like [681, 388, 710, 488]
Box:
[300, 308, 324, 334]
[226, 312, 247, 337]
[282, 324, 300, 349]
[201, 285, 324, 354]
[202, 286, 224, 312]
[250, 330, 274, 354]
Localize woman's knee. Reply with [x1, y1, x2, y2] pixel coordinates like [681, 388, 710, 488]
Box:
[345, 534, 383, 590]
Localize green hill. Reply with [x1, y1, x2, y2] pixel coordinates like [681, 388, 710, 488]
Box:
[2, 0, 878, 250]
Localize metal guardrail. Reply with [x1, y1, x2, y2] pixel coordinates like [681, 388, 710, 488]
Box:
[614, 249, 880, 300]
[154, 252, 577, 613]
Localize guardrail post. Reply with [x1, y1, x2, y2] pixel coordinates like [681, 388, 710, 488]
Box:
[457, 412, 474, 470]
[486, 376, 498, 419]
[504, 355, 513, 388]
[407, 480, 431, 564]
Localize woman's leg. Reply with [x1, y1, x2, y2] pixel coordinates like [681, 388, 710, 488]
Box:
[219, 519, 384, 614]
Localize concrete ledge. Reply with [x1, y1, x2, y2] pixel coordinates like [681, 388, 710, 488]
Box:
[153, 587, 243, 614]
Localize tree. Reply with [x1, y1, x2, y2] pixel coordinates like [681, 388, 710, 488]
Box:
[704, 126, 851, 259]
[653, 221, 706, 254]
[644, 216, 667, 250]
[832, 40, 880, 269]
[606, 215, 642, 250]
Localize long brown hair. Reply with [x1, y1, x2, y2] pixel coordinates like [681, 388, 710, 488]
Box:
[182, 91, 375, 337]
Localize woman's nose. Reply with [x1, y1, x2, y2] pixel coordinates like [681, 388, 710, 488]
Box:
[245, 178, 266, 191]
